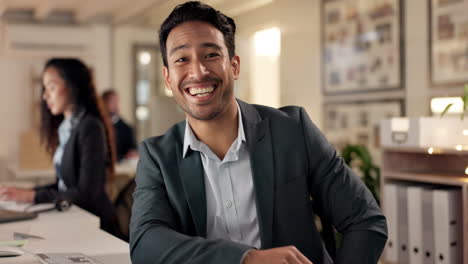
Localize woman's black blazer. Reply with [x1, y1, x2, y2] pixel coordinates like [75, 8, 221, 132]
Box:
[34, 112, 116, 228]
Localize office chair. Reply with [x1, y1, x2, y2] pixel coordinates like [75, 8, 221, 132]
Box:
[114, 179, 136, 242]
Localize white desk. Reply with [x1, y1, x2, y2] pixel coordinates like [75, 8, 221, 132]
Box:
[5, 160, 138, 197]
[5, 160, 138, 201]
[1, 205, 100, 231]
[0, 206, 130, 264]
[7, 160, 137, 181]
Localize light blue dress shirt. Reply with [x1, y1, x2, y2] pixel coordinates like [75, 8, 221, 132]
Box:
[182, 103, 261, 249]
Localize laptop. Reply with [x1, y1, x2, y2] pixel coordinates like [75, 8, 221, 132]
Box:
[0, 209, 37, 223]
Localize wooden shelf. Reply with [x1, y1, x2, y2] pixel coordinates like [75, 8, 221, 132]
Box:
[381, 147, 468, 263]
[383, 171, 468, 186]
[383, 146, 468, 155]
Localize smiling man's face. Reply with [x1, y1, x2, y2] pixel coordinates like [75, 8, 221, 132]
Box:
[163, 20, 240, 121]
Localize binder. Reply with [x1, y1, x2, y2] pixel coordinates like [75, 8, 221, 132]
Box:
[397, 184, 409, 264]
[383, 183, 398, 262]
[421, 188, 435, 264]
[407, 186, 424, 264]
[433, 189, 462, 264]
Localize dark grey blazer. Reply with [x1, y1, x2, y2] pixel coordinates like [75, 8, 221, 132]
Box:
[34, 112, 116, 229]
[130, 100, 387, 264]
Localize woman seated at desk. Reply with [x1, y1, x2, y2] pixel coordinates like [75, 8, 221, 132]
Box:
[0, 58, 118, 235]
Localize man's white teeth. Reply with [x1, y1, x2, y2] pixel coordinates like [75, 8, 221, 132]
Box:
[195, 93, 210, 97]
[189, 87, 214, 95]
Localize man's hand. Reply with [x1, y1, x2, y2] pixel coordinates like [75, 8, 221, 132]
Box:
[243, 246, 313, 264]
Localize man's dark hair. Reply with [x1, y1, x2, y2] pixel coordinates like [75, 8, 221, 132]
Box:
[102, 89, 117, 103]
[159, 1, 236, 67]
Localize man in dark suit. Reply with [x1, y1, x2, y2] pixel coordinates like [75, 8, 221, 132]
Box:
[102, 89, 138, 161]
[130, 2, 387, 264]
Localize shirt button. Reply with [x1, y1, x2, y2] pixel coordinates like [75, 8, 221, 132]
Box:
[226, 201, 233, 208]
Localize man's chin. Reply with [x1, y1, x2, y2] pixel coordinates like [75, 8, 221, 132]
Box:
[188, 107, 222, 121]
[190, 113, 220, 121]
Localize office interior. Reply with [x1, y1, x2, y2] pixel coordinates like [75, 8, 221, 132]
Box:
[0, 0, 467, 263]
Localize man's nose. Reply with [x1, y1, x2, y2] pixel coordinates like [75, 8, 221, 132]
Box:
[188, 59, 209, 80]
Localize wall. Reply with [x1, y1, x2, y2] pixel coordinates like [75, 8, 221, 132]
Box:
[150, 96, 185, 136]
[0, 23, 113, 92]
[0, 58, 39, 162]
[91, 24, 113, 93]
[235, 0, 323, 127]
[405, 0, 430, 117]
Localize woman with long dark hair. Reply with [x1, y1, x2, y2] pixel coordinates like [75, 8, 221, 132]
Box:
[0, 58, 117, 234]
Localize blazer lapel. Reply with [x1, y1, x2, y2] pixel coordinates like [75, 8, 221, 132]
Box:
[179, 143, 207, 237]
[59, 125, 78, 187]
[58, 110, 86, 187]
[239, 100, 275, 249]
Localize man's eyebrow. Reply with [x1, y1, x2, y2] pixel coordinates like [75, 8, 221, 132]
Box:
[169, 42, 223, 56]
[169, 44, 188, 56]
[201, 42, 222, 50]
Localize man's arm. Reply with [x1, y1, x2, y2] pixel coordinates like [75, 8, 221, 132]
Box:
[299, 107, 388, 264]
[129, 140, 251, 264]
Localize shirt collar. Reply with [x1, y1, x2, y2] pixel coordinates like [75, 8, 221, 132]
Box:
[59, 109, 81, 131]
[111, 114, 120, 124]
[70, 108, 85, 128]
[182, 102, 246, 158]
[58, 117, 72, 135]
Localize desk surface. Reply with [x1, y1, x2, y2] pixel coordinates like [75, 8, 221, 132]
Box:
[7, 159, 138, 180]
[0, 206, 130, 264]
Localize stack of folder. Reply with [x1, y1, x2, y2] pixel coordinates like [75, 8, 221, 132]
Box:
[383, 183, 462, 264]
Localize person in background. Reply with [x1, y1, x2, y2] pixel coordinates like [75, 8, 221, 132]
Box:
[130, 1, 387, 264]
[0, 58, 118, 235]
[101, 89, 138, 162]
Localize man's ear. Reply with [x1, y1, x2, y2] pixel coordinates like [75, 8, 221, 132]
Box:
[163, 66, 171, 91]
[231, 55, 240, 80]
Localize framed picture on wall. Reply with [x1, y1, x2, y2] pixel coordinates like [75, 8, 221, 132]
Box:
[323, 99, 404, 165]
[429, 0, 468, 87]
[321, 0, 404, 94]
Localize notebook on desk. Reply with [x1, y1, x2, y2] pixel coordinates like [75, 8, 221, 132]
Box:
[0, 209, 37, 223]
[37, 253, 103, 264]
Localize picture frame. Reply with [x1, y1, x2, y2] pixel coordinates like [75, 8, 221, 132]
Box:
[429, 0, 468, 87]
[321, 0, 404, 94]
[323, 99, 405, 165]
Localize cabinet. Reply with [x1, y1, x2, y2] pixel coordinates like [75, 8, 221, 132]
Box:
[381, 147, 468, 263]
